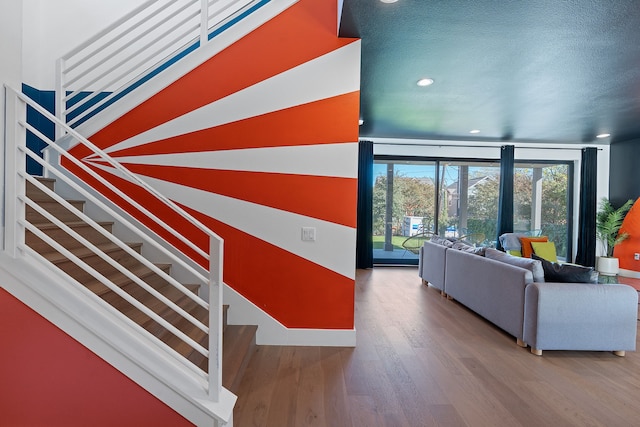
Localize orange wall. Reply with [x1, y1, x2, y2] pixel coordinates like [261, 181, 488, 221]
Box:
[614, 197, 640, 272]
[66, 0, 360, 329]
[0, 288, 193, 427]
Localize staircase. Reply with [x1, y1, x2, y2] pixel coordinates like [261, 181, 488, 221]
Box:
[25, 176, 257, 393]
[26, 177, 209, 368]
[2, 1, 303, 424]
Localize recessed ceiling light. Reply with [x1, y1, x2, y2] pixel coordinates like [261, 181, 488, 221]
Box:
[469, 129, 481, 134]
[380, 0, 399, 3]
[417, 78, 434, 87]
[596, 133, 611, 139]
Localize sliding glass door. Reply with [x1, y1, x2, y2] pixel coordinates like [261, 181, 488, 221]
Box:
[371, 156, 573, 265]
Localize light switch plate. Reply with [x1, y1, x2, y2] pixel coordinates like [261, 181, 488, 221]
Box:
[301, 227, 316, 241]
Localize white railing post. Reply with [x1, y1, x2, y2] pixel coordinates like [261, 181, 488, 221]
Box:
[208, 236, 223, 401]
[3, 86, 26, 257]
[200, 0, 209, 46]
[55, 57, 65, 133]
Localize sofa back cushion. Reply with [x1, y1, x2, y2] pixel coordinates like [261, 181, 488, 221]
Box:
[430, 234, 454, 247]
[485, 248, 545, 282]
[451, 241, 486, 256]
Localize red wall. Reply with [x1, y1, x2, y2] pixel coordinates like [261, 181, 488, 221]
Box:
[0, 288, 193, 427]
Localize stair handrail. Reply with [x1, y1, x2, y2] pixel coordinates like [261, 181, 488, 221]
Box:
[56, 0, 260, 131]
[27, 127, 210, 290]
[5, 84, 225, 401]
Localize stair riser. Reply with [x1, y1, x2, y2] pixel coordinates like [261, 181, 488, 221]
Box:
[26, 200, 85, 224]
[25, 179, 55, 201]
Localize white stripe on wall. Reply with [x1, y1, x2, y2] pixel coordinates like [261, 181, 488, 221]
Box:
[88, 163, 357, 279]
[102, 143, 359, 178]
[102, 40, 361, 155]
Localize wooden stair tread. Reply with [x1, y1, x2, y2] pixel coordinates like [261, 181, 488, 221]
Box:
[111, 284, 206, 327]
[26, 198, 85, 207]
[29, 220, 114, 229]
[84, 261, 171, 296]
[39, 241, 142, 265]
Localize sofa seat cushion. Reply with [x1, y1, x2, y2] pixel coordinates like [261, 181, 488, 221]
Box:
[485, 248, 545, 282]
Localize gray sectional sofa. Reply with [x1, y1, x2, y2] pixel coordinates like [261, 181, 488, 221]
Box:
[418, 240, 638, 356]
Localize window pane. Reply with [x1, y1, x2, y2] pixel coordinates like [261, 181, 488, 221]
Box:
[513, 163, 570, 260]
[438, 161, 500, 247]
[373, 160, 436, 263]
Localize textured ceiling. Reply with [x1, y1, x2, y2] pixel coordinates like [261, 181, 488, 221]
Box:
[339, 0, 640, 144]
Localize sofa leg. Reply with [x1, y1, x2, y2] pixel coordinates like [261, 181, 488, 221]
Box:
[440, 290, 446, 297]
[613, 351, 626, 357]
[446, 294, 453, 300]
[516, 339, 527, 348]
[531, 348, 542, 356]
[422, 279, 428, 286]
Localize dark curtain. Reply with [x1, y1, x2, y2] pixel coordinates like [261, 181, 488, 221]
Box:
[356, 140, 374, 269]
[496, 145, 515, 250]
[575, 147, 598, 267]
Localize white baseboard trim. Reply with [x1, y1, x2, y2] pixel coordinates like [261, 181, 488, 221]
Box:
[619, 268, 640, 279]
[223, 284, 356, 347]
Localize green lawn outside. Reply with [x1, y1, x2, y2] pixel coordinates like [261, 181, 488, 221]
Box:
[372, 235, 407, 250]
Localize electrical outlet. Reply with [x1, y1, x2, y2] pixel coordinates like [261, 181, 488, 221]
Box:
[634, 253, 640, 261]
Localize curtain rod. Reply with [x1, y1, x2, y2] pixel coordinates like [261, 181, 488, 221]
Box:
[368, 141, 604, 151]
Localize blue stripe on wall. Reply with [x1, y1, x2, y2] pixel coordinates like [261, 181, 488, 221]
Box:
[22, 84, 55, 176]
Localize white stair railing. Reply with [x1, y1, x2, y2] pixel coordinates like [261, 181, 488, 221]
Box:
[56, 0, 262, 131]
[5, 84, 225, 401]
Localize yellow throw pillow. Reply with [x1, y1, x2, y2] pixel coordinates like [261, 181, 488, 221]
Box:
[531, 241, 557, 263]
[519, 236, 548, 258]
[507, 249, 522, 257]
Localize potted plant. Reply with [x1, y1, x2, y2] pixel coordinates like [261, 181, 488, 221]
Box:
[595, 198, 634, 276]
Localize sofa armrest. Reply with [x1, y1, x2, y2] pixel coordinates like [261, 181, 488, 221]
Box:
[419, 241, 448, 291]
[524, 282, 638, 353]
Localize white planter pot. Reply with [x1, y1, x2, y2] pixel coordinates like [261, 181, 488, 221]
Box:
[596, 256, 619, 276]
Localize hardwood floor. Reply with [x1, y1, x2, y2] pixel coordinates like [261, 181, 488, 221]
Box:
[234, 267, 640, 426]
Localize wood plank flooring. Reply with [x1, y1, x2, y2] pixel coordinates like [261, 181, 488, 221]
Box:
[234, 267, 640, 427]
